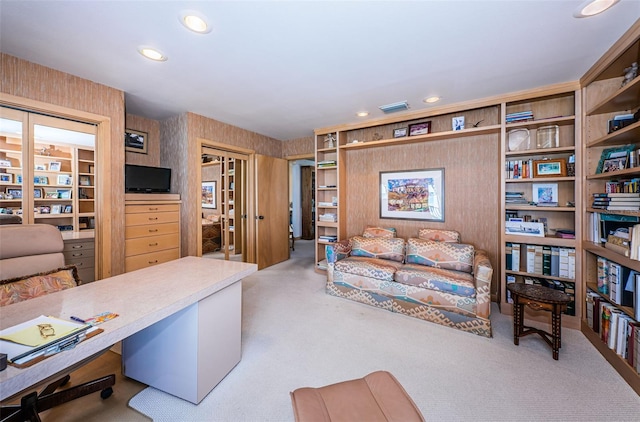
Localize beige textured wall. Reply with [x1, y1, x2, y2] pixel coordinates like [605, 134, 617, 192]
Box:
[283, 136, 314, 158]
[0, 53, 126, 276]
[125, 114, 161, 166]
[344, 134, 500, 295]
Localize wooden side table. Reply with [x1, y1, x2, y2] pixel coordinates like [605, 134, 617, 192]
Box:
[506, 283, 572, 360]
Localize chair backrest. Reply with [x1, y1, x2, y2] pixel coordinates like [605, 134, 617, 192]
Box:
[0, 224, 65, 280]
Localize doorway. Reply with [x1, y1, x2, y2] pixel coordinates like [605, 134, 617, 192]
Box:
[200, 146, 249, 262]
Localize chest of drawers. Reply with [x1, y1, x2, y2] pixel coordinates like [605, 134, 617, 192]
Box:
[125, 196, 181, 272]
[63, 237, 95, 283]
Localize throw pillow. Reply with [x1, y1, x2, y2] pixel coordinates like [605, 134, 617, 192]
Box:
[0, 265, 80, 307]
[418, 228, 461, 243]
[362, 226, 397, 238]
[351, 236, 405, 262]
[406, 238, 474, 273]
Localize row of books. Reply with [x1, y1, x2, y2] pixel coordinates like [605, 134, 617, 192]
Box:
[604, 179, 640, 194]
[318, 235, 337, 243]
[505, 159, 533, 179]
[586, 291, 639, 374]
[506, 277, 575, 316]
[587, 212, 640, 260]
[596, 256, 640, 318]
[592, 192, 640, 211]
[505, 243, 575, 279]
[317, 160, 336, 168]
[505, 192, 528, 204]
[318, 213, 337, 222]
[506, 110, 533, 123]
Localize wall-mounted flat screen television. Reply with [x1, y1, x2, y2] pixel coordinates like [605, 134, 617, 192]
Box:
[125, 164, 171, 193]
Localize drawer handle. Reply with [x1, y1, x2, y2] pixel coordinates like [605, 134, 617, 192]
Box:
[149, 217, 158, 221]
[76, 262, 83, 267]
[148, 260, 158, 264]
[148, 207, 159, 211]
[148, 229, 159, 233]
[527, 301, 543, 310]
[72, 253, 83, 257]
[72, 245, 83, 249]
[149, 242, 158, 246]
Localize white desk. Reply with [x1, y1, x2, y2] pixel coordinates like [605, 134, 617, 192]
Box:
[0, 257, 257, 402]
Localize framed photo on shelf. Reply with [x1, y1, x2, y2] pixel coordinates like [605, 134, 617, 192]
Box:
[125, 129, 148, 154]
[34, 176, 49, 185]
[48, 161, 61, 172]
[201, 181, 217, 209]
[34, 188, 43, 199]
[532, 183, 558, 205]
[45, 191, 59, 199]
[0, 173, 12, 183]
[51, 204, 62, 214]
[57, 174, 72, 186]
[408, 122, 431, 136]
[452, 116, 465, 131]
[39, 205, 51, 214]
[6, 188, 22, 199]
[393, 128, 408, 138]
[0, 159, 11, 168]
[379, 168, 444, 222]
[35, 164, 47, 171]
[63, 205, 73, 213]
[595, 145, 635, 174]
[505, 221, 545, 237]
[57, 189, 71, 199]
[79, 175, 91, 186]
[532, 158, 567, 177]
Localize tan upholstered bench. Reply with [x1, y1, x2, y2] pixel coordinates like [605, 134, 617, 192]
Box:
[290, 371, 424, 422]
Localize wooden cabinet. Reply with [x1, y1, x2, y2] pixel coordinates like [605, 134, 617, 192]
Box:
[580, 21, 640, 394]
[125, 194, 181, 272]
[499, 87, 581, 330]
[63, 236, 95, 283]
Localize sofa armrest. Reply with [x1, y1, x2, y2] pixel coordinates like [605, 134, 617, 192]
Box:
[473, 249, 493, 320]
[326, 240, 351, 265]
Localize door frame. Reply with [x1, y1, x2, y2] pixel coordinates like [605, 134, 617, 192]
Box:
[197, 138, 256, 264]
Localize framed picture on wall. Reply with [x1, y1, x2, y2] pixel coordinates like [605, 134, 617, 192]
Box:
[201, 181, 217, 209]
[125, 129, 148, 154]
[379, 168, 444, 221]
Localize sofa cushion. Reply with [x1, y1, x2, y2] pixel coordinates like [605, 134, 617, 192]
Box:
[417, 229, 460, 243]
[335, 257, 404, 282]
[0, 265, 79, 306]
[394, 263, 476, 297]
[351, 236, 405, 262]
[362, 226, 397, 238]
[406, 238, 474, 273]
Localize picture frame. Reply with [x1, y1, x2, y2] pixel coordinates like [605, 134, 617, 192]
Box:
[532, 158, 567, 177]
[125, 129, 148, 154]
[532, 183, 558, 205]
[6, 188, 22, 198]
[201, 181, 217, 209]
[34, 175, 49, 185]
[0, 173, 12, 183]
[57, 174, 72, 186]
[34, 188, 43, 199]
[0, 159, 11, 168]
[45, 191, 59, 199]
[48, 161, 61, 172]
[505, 221, 545, 237]
[57, 189, 71, 199]
[79, 175, 91, 186]
[63, 205, 73, 213]
[595, 145, 635, 174]
[393, 128, 408, 138]
[602, 156, 627, 173]
[408, 121, 431, 136]
[35, 164, 47, 171]
[51, 204, 62, 214]
[379, 168, 444, 221]
[452, 116, 465, 131]
[39, 205, 51, 214]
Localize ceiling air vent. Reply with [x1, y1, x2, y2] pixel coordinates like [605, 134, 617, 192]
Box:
[378, 101, 409, 114]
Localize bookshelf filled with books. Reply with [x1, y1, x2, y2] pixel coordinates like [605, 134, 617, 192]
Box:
[500, 87, 581, 329]
[581, 22, 640, 393]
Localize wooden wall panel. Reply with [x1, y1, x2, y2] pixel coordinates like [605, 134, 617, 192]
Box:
[345, 134, 500, 294]
[283, 136, 314, 158]
[0, 53, 125, 276]
[125, 113, 160, 166]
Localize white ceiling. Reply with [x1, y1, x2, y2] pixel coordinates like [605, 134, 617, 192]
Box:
[1, 1, 638, 141]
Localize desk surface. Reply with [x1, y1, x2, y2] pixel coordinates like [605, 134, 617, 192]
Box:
[0, 256, 257, 401]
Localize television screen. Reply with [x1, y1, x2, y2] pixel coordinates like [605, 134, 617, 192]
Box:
[125, 164, 171, 193]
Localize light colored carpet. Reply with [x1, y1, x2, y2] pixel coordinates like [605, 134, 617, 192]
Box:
[130, 240, 640, 421]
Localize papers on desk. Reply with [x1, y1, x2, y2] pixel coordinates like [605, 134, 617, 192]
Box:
[0, 316, 96, 366]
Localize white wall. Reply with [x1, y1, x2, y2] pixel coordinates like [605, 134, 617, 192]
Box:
[289, 159, 314, 238]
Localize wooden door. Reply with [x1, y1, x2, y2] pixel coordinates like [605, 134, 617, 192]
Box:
[255, 154, 289, 269]
[301, 166, 314, 240]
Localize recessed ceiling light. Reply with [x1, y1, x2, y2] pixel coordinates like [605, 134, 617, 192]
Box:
[423, 96, 440, 104]
[179, 10, 212, 34]
[138, 47, 167, 61]
[573, 0, 619, 18]
[356, 111, 369, 117]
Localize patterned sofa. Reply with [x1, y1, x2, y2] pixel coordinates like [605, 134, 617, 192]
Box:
[326, 227, 493, 337]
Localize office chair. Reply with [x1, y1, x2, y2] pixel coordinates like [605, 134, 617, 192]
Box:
[0, 224, 115, 422]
